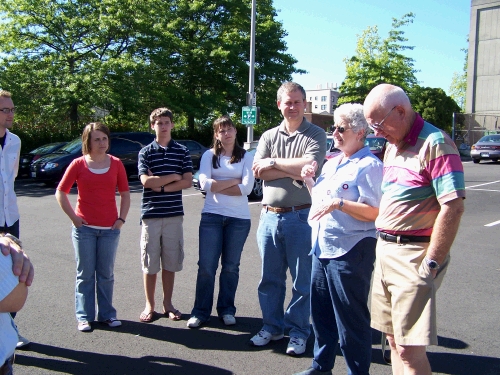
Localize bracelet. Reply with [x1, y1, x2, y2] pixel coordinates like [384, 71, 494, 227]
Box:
[117, 218, 126, 224]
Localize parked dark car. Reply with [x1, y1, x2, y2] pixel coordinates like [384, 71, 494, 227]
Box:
[192, 148, 263, 200]
[324, 134, 341, 163]
[30, 132, 155, 185]
[365, 134, 388, 160]
[471, 134, 500, 163]
[18, 141, 67, 177]
[176, 140, 209, 169]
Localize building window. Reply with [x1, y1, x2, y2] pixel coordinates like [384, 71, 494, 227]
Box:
[315, 96, 318, 100]
[314, 105, 318, 109]
[309, 97, 312, 101]
[321, 105, 327, 110]
[321, 96, 327, 101]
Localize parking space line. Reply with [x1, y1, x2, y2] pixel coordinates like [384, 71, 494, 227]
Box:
[466, 180, 500, 189]
[467, 188, 500, 192]
[485, 220, 500, 227]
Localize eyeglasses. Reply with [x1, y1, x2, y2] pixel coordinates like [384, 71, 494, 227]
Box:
[368, 106, 397, 131]
[0, 108, 15, 114]
[332, 126, 350, 134]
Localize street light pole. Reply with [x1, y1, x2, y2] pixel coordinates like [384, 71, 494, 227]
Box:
[245, 0, 256, 149]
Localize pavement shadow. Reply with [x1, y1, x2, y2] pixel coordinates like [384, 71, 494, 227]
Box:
[111, 316, 314, 357]
[15, 342, 232, 375]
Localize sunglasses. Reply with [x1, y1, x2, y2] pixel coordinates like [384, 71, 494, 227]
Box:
[332, 126, 350, 134]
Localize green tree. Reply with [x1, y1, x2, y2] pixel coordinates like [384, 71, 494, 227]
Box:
[409, 86, 460, 135]
[0, 0, 301, 149]
[449, 45, 468, 112]
[338, 13, 418, 105]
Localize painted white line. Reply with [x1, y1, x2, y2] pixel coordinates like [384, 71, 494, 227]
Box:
[485, 220, 500, 227]
[466, 180, 500, 189]
[467, 188, 500, 192]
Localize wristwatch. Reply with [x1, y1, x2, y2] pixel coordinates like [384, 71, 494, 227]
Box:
[268, 158, 276, 167]
[425, 257, 440, 270]
[160, 185, 165, 193]
[338, 197, 344, 211]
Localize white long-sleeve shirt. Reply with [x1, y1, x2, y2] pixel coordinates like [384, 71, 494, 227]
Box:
[0, 129, 20, 227]
[199, 149, 254, 220]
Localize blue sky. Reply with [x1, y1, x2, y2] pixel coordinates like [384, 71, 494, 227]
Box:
[271, 0, 471, 95]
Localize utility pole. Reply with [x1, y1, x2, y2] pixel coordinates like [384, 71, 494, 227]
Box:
[243, 0, 258, 150]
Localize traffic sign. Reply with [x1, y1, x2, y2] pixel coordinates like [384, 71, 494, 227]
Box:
[242, 106, 257, 125]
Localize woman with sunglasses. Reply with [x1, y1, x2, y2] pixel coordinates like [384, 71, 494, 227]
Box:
[187, 116, 254, 328]
[294, 103, 383, 375]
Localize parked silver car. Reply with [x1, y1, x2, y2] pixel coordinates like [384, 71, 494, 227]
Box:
[470, 134, 500, 163]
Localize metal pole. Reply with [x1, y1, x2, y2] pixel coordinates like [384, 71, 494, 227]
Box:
[246, 0, 256, 148]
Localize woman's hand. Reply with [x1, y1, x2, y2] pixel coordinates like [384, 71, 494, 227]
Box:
[301, 160, 317, 180]
[309, 198, 340, 221]
[112, 219, 124, 230]
[72, 216, 87, 228]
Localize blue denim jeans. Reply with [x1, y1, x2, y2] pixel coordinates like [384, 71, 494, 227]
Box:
[256, 208, 312, 340]
[72, 225, 120, 322]
[191, 213, 251, 321]
[310, 237, 376, 375]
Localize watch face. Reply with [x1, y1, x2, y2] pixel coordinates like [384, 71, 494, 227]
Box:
[428, 260, 439, 269]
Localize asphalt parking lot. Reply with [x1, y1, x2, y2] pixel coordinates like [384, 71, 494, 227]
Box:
[8, 160, 500, 375]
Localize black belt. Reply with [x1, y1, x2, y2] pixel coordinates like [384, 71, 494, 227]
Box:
[0, 354, 14, 375]
[263, 204, 311, 213]
[377, 231, 430, 244]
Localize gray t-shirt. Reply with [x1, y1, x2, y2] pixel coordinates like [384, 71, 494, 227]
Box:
[255, 118, 326, 207]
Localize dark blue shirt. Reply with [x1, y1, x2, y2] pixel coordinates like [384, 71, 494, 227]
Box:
[138, 139, 192, 219]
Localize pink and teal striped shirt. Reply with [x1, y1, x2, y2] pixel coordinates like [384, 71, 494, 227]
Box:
[375, 114, 466, 236]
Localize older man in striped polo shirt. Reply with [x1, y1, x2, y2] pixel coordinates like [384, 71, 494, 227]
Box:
[364, 84, 465, 375]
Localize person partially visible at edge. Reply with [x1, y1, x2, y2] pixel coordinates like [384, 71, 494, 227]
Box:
[294, 103, 383, 375]
[0, 90, 30, 349]
[55, 122, 130, 332]
[363, 84, 465, 375]
[186, 116, 254, 329]
[250, 82, 326, 356]
[138, 107, 193, 323]
[1, 234, 34, 375]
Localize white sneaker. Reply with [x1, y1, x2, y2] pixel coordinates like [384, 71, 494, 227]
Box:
[187, 317, 202, 328]
[249, 329, 284, 346]
[286, 336, 306, 355]
[221, 314, 236, 326]
[16, 334, 30, 348]
[102, 318, 122, 328]
[78, 321, 91, 332]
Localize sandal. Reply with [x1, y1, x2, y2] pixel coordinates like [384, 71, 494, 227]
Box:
[164, 309, 182, 321]
[139, 310, 156, 323]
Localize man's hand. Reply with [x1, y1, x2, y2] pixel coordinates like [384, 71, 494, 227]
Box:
[0, 237, 34, 286]
[252, 158, 275, 177]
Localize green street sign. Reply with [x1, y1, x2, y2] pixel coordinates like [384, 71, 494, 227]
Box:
[242, 106, 257, 125]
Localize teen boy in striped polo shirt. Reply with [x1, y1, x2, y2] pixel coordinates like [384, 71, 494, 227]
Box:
[138, 108, 193, 323]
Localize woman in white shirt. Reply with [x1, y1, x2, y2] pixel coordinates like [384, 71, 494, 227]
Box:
[187, 116, 254, 328]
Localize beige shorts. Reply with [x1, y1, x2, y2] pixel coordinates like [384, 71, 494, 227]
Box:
[370, 239, 449, 346]
[141, 216, 184, 274]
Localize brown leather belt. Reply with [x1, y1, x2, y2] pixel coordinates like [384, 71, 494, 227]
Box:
[263, 204, 311, 213]
[0, 354, 14, 375]
[377, 231, 430, 243]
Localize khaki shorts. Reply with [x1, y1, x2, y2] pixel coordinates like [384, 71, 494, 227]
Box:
[370, 239, 449, 346]
[141, 217, 184, 274]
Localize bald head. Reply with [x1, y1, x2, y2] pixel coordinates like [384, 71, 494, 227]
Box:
[363, 84, 415, 145]
[364, 84, 412, 114]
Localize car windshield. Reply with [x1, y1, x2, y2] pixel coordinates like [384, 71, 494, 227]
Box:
[326, 138, 333, 150]
[59, 137, 82, 153]
[478, 135, 500, 142]
[365, 137, 386, 151]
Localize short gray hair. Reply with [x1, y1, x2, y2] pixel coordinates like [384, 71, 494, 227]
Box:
[277, 82, 306, 102]
[334, 103, 369, 138]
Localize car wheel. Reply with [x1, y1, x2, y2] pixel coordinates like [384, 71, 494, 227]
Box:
[248, 178, 263, 200]
[473, 158, 480, 164]
[492, 159, 498, 163]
